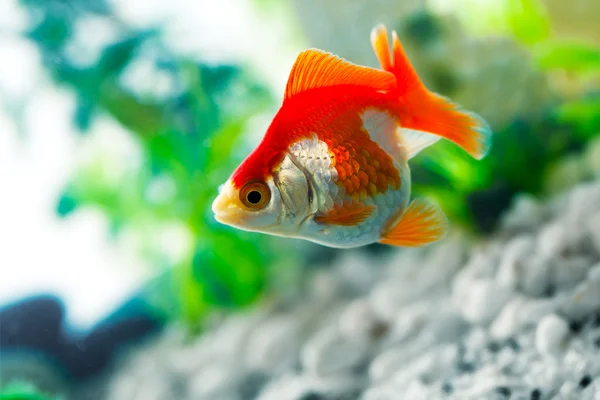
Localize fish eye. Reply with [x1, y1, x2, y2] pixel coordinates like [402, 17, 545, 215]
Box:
[240, 181, 271, 210]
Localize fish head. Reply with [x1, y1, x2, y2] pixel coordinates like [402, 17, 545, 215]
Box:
[212, 154, 313, 236]
[212, 176, 282, 233]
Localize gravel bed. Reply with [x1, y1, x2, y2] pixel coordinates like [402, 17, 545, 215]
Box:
[107, 179, 600, 400]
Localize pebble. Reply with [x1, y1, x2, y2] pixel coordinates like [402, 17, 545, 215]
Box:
[245, 316, 301, 373]
[489, 296, 527, 340]
[518, 297, 560, 327]
[496, 235, 535, 289]
[369, 336, 434, 383]
[301, 327, 369, 376]
[560, 264, 600, 321]
[255, 375, 313, 400]
[587, 212, 600, 255]
[501, 194, 545, 232]
[457, 279, 513, 324]
[335, 252, 383, 295]
[551, 256, 592, 290]
[537, 222, 571, 258]
[338, 299, 385, 342]
[257, 374, 363, 400]
[519, 253, 554, 297]
[309, 270, 343, 303]
[187, 359, 243, 399]
[453, 252, 498, 298]
[386, 300, 433, 343]
[390, 344, 458, 385]
[369, 280, 427, 321]
[425, 310, 468, 343]
[535, 314, 570, 357]
[566, 183, 600, 225]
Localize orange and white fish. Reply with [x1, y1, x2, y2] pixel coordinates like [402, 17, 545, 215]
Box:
[212, 24, 492, 249]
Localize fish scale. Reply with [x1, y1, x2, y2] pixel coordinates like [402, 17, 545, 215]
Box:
[287, 136, 411, 248]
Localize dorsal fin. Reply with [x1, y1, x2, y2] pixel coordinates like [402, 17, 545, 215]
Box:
[284, 49, 396, 100]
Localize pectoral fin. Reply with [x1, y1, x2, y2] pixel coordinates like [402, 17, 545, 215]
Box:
[315, 203, 375, 226]
[379, 198, 449, 246]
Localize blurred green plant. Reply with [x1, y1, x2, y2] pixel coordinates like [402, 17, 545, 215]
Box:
[18, 0, 299, 330]
[0, 382, 59, 400]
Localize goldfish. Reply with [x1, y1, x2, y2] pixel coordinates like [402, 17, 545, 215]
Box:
[212, 24, 492, 249]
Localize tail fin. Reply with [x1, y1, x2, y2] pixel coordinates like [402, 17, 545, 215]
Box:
[370, 24, 492, 160]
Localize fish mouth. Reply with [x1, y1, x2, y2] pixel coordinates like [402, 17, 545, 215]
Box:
[211, 184, 240, 226]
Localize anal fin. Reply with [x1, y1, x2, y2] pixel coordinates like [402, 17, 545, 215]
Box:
[379, 198, 449, 247]
[315, 203, 375, 226]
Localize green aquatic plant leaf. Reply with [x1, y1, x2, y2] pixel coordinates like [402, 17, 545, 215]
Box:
[554, 97, 600, 140]
[0, 382, 59, 400]
[533, 40, 600, 73]
[506, 0, 551, 45]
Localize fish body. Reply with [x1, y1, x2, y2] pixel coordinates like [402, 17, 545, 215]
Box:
[212, 25, 492, 249]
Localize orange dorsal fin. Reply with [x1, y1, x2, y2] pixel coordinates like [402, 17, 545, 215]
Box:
[370, 24, 423, 93]
[370, 24, 493, 160]
[314, 202, 375, 226]
[284, 49, 396, 100]
[379, 198, 449, 247]
[370, 24, 393, 72]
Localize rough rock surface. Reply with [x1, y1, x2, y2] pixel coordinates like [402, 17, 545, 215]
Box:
[107, 179, 600, 400]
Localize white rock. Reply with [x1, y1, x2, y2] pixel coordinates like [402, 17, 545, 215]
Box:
[560, 264, 600, 321]
[386, 300, 433, 344]
[369, 337, 433, 383]
[338, 298, 385, 342]
[518, 297, 561, 327]
[169, 311, 265, 374]
[523, 360, 562, 393]
[489, 295, 528, 340]
[535, 314, 570, 357]
[501, 194, 545, 231]
[362, 384, 408, 400]
[423, 233, 468, 283]
[566, 183, 600, 225]
[188, 359, 243, 399]
[335, 252, 383, 295]
[391, 344, 458, 385]
[369, 280, 428, 321]
[552, 256, 592, 290]
[465, 327, 489, 353]
[589, 263, 600, 280]
[245, 316, 301, 373]
[425, 310, 468, 343]
[587, 212, 600, 255]
[457, 279, 513, 324]
[496, 235, 536, 289]
[537, 222, 569, 258]
[402, 379, 430, 400]
[519, 253, 554, 297]
[563, 348, 588, 374]
[109, 369, 173, 400]
[453, 251, 498, 299]
[309, 270, 343, 302]
[257, 373, 363, 400]
[255, 375, 312, 400]
[301, 327, 368, 376]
